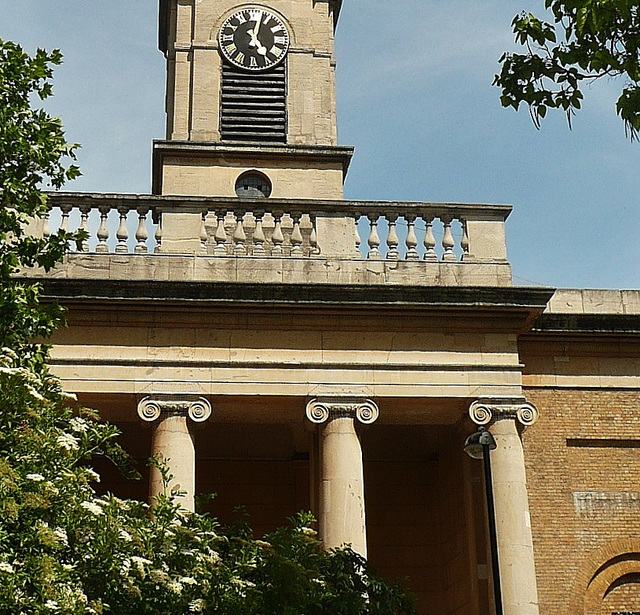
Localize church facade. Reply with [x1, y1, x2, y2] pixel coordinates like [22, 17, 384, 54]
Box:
[28, 1, 640, 614]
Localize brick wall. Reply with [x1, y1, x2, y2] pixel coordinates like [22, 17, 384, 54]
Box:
[522, 388, 640, 615]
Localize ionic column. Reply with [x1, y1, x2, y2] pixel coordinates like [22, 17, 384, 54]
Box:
[306, 397, 379, 557]
[137, 396, 212, 512]
[469, 398, 541, 615]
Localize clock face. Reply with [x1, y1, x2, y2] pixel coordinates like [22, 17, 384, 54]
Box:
[219, 8, 290, 71]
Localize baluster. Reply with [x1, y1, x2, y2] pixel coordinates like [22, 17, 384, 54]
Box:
[232, 211, 247, 256]
[309, 216, 320, 256]
[59, 204, 71, 235]
[58, 205, 74, 253]
[253, 211, 266, 256]
[96, 206, 110, 253]
[405, 214, 419, 261]
[367, 214, 381, 259]
[79, 205, 90, 252]
[154, 213, 163, 254]
[199, 211, 208, 255]
[386, 213, 399, 260]
[423, 216, 438, 262]
[290, 212, 304, 257]
[442, 215, 456, 262]
[354, 213, 362, 258]
[115, 207, 129, 254]
[135, 207, 149, 254]
[460, 218, 470, 260]
[271, 212, 285, 257]
[244, 213, 256, 256]
[214, 212, 228, 255]
[42, 214, 51, 240]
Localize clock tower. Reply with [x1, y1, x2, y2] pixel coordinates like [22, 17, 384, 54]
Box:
[154, 0, 353, 200]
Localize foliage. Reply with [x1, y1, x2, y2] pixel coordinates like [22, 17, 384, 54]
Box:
[495, 1, 640, 139]
[0, 41, 416, 615]
[0, 39, 82, 368]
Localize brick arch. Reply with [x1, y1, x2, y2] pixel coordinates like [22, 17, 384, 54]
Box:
[569, 538, 640, 615]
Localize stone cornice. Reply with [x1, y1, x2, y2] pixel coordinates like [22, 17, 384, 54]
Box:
[36, 279, 554, 314]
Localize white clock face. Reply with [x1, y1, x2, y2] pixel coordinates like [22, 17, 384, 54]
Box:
[219, 8, 290, 71]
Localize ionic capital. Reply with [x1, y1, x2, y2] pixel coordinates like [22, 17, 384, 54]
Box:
[469, 397, 539, 427]
[306, 397, 379, 425]
[137, 395, 212, 423]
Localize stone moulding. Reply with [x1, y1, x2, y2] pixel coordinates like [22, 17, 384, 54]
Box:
[469, 397, 539, 426]
[137, 395, 212, 423]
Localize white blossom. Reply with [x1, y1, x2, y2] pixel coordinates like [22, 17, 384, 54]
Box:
[84, 468, 101, 483]
[180, 576, 197, 585]
[120, 559, 131, 577]
[167, 580, 183, 594]
[300, 526, 317, 536]
[150, 569, 169, 584]
[53, 528, 68, 547]
[26, 473, 45, 482]
[80, 501, 103, 516]
[57, 433, 79, 451]
[69, 417, 89, 433]
[0, 347, 18, 361]
[189, 599, 205, 613]
[131, 556, 152, 578]
[119, 529, 133, 542]
[0, 562, 14, 573]
[45, 601, 59, 611]
[25, 385, 45, 401]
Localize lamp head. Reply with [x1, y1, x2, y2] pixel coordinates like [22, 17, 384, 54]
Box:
[464, 427, 497, 459]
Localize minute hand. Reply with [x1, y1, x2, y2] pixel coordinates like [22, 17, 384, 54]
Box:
[252, 15, 267, 55]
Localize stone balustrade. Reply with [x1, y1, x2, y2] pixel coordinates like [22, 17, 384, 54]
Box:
[40, 193, 511, 266]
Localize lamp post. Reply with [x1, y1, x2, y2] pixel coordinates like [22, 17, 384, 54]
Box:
[464, 427, 503, 615]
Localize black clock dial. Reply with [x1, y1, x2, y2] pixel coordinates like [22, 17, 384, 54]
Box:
[219, 8, 290, 71]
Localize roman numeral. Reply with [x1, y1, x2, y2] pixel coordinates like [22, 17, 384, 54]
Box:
[249, 56, 258, 67]
[274, 35, 287, 46]
[235, 51, 245, 64]
[226, 43, 237, 55]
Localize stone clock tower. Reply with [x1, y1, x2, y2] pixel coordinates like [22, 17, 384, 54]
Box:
[154, 0, 353, 200]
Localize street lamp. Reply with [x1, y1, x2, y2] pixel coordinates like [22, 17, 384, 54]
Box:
[464, 427, 503, 615]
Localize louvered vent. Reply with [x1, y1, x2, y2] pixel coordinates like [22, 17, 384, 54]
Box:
[221, 63, 286, 143]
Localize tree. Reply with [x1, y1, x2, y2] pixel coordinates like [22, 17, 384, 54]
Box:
[494, 1, 640, 139]
[0, 39, 82, 370]
[0, 40, 417, 615]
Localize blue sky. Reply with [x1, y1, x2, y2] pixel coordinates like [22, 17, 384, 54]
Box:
[2, 1, 639, 289]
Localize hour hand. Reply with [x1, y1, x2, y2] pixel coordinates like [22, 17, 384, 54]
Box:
[248, 26, 259, 47]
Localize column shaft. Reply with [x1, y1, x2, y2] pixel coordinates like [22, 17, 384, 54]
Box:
[150, 413, 196, 512]
[319, 415, 368, 557]
[489, 418, 539, 615]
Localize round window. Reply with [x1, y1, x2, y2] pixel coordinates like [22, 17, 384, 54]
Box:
[235, 171, 272, 198]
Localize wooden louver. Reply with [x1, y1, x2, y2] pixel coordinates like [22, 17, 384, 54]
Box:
[220, 63, 287, 143]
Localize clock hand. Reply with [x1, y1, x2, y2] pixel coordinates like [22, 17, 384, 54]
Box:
[252, 13, 268, 55]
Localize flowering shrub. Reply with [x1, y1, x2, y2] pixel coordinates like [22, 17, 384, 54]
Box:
[0, 346, 415, 614]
